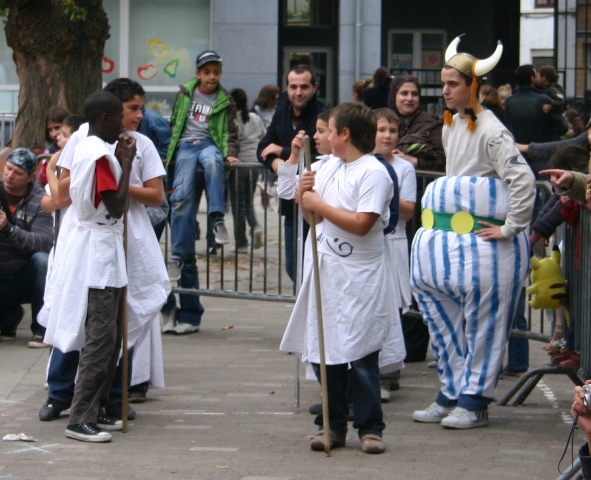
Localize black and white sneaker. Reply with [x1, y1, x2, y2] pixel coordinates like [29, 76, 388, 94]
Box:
[66, 423, 112, 442]
[213, 221, 229, 245]
[167, 258, 182, 282]
[97, 413, 123, 431]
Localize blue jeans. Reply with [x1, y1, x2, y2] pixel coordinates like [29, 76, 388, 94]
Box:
[0, 252, 48, 336]
[506, 288, 529, 372]
[170, 140, 225, 259]
[312, 350, 384, 439]
[47, 346, 133, 408]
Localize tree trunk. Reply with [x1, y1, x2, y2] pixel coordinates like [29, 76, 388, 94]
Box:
[4, 0, 109, 149]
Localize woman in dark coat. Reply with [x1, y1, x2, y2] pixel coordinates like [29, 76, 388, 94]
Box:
[388, 74, 445, 171]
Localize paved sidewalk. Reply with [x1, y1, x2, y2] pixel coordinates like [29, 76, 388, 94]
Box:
[0, 300, 582, 480]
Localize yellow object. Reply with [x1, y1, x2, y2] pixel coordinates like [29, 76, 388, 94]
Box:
[422, 209, 435, 230]
[450, 211, 474, 235]
[527, 247, 567, 310]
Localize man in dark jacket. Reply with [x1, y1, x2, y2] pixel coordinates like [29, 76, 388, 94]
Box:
[0, 148, 52, 347]
[257, 64, 327, 281]
[504, 64, 568, 177]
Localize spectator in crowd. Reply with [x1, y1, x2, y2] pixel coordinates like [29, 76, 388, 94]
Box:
[252, 84, 280, 129]
[536, 65, 566, 114]
[572, 381, 591, 479]
[0, 148, 53, 348]
[479, 85, 505, 125]
[387, 74, 445, 171]
[496, 84, 512, 105]
[352, 78, 372, 102]
[363, 67, 391, 109]
[257, 64, 327, 281]
[228, 88, 266, 253]
[564, 108, 585, 139]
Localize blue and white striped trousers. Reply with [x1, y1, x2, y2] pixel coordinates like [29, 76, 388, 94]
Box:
[410, 176, 529, 408]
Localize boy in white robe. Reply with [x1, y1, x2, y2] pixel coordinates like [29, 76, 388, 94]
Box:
[280, 102, 394, 454]
[47, 91, 136, 443]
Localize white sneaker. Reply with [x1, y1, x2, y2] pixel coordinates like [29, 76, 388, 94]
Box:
[213, 222, 230, 245]
[380, 382, 391, 403]
[167, 258, 182, 282]
[252, 227, 263, 249]
[441, 407, 489, 429]
[170, 322, 200, 335]
[413, 402, 453, 423]
[161, 308, 177, 334]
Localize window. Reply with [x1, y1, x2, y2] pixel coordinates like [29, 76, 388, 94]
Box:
[103, 0, 211, 116]
[535, 0, 554, 8]
[388, 30, 445, 87]
[284, 0, 336, 27]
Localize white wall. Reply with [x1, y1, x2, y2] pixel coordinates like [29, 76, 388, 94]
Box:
[520, 0, 554, 64]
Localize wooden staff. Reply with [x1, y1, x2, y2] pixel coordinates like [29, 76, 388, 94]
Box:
[303, 135, 330, 456]
[121, 209, 129, 433]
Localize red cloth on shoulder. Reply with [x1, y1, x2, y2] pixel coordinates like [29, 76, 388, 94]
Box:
[94, 156, 118, 208]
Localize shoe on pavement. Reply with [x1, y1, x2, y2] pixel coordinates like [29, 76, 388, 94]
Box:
[128, 382, 149, 404]
[213, 221, 230, 245]
[551, 347, 574, 365]
[231, 245, 248, 254]
[28, 334, 49, 348]
[310, 430, 346, 451]
[105, 403, 136, 421]
[66, 423, 112, 443]
[361, 434, 385, 454]
[499, 369, 526, 379]
[253, 227, 263, 249]
[169, 322, 200, 335]
[308, 403, 322, 415]
[39, 398, 71, 421]
[441, 407, 489, 429]
[380, 380, 391, 403]
[97, 413, 123, 431]
[427, 360, 437, 368]
[161, 307, 178, 333]
[0, 306, 24, 340]
[167, 258, 182, 282]
[413, 402, 453, 423]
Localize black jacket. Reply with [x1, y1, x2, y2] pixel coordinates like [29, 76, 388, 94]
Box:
[504, 86, 567, 145]
[257, 92, 327, 219]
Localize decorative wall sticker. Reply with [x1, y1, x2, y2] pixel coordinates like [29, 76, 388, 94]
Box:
[102, 56, 115, 74]
[137, 63, 158, 80]
[147, 38, 168, 57]
[164, 59, 180, 78]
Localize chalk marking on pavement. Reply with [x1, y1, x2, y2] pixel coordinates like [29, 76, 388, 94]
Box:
[536, 380, 573, 425]
[3, 444, 60, 455]
[189, 447, 239, 452]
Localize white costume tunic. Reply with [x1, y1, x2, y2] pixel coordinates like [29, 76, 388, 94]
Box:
[44, 136, 127, 352]
[280, 155, 395, 365]
[43, 126, 169, 388]
[386, 156, 416, 312]
[410, 110, 535, 403]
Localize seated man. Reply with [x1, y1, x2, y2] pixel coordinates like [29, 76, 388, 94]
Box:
[0, 148, 53, 347]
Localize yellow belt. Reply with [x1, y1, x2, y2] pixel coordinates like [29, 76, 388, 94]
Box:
[421, 209, 505, 235]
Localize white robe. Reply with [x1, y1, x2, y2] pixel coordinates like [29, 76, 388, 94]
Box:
[280, 155, 398, 365]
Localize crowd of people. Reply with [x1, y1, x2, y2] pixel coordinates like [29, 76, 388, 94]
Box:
[2, 40, 591, 467]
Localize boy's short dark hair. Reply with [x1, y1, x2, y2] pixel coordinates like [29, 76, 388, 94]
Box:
[330, 102, 376, 154]
[538, 65, 557, 84]
[63, 114, 86, 133]
[103, 78, 145, 103]
[317, 109, 332, 123]
[442, 65, 475, 87]
[83, 91, 122, 125]
[373, 108, 399, 125]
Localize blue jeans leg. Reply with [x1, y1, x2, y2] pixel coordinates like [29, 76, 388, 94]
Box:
[197, 141, 226, 215]
[506, 288, 529, 372]
[0, 252, 48, 336]
[178, 260, 204, 325]
[47, 348, 79, 405]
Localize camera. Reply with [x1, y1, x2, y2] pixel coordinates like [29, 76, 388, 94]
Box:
[584, 385, 591, 409]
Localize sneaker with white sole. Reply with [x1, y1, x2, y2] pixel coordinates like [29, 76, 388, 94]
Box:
[379, 380, 391, 403]
[170, 322, 200, 335]
[441, 407, 489, 429]
[413, 402, 453, 423]
[167, 258, 182, 282]
[97, 413, 123, 431]
[66, 423, 112, 443]
[213, 222, 229, 245]
[161, 307, 178, 334]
